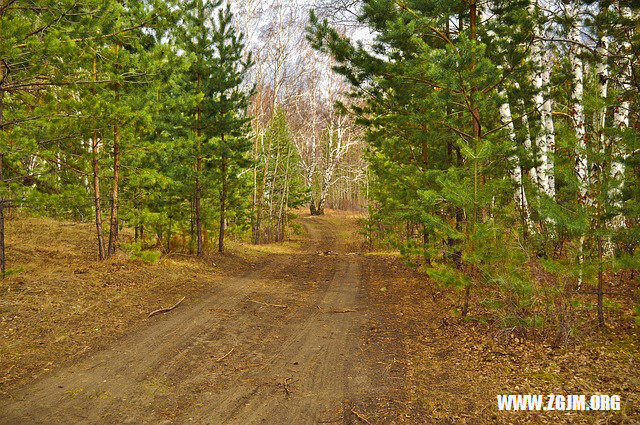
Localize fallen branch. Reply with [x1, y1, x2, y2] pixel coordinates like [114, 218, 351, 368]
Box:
[249, 299, 288, 309]
[216, 347, 234, 362]
[148, 296, 185, 318]
[281, 377, 297, 397]
[351, 408, 372, 424]
[317, 306, 357, 314]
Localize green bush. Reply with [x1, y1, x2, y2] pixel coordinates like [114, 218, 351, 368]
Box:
[121, 242, 162, 264]
[289, 222, 304, 236]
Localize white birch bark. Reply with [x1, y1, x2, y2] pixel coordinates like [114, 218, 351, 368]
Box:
[541, 59, 556, 199]
[513, 81, 538, 184]
[565, 1, 589, 287]
[595, 33, 609, 156]
[529, 2, 555, 198]
[610, 6, 633, 229]
[531, 42, 555, 198]
[499, 90, 533, 231]
[567, 0, 590, 205]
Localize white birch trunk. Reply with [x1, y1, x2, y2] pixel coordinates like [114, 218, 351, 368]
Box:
[499, 90, 533, 231]
[529, 5, 555, 199]
[596, 36, 609, 145]
[541, 60, 556, 199]
[566, 0, 590, 288]
[610, 6, 633, 229]
[513, 81, 538, 184]
[567, 1, 590, 205]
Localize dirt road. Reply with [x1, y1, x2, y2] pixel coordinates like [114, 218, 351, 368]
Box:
[1, 215, 404, 424]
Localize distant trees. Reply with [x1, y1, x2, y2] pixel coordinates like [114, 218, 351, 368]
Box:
[232, 0, 367, 243]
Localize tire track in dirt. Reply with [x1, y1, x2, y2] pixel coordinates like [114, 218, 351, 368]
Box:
[200, 258, 363, 424]
[0, 214, 387, 425]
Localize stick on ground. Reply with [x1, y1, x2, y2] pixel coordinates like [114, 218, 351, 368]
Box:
[282, 377, 297, 397]
[148, 296, 186, 318]
[249, 299, 288, 309]
[351, 408, 372, 424]
[216, 347, 234, 362]
[317, 307, 357, 314]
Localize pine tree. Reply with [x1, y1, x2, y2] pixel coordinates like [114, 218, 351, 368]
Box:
[309, 0, 534, 315]
[173, 0, 252, 254]
[207, 4, 253, 253]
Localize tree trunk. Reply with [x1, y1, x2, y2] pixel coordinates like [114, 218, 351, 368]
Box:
[167, 215, 172, 253]
[309, 199, 317, 215]
[91, 51, 106, 260]
[461, 285, 471, 317]
[218, 148, 227, 253]
[277, 144, 291, 241]
[0, 79, 5, 277]
[568, 1, 589, 205]
[513, 82, 538, 184]
[499, 90, 533, 232]
[0, 152, 5, 278]
[541, 64, 556, 198]
[251, 132, 259, 242]
[255, 131, 273, 244]
[108, 123, 120, 256]
[567, 1, 589, 287]
[317, 188, 326, 215]
[195, 69, 203, 256]
[597, 234, 605, 330]
[189, 194, 195, 253]
[530, 2, 555, 198]
[92, 134, 106, 260]
[610, 6, 633, 229]
[107, 38, 122, 257]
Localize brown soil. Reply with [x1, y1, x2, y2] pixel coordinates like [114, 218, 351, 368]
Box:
[1, 212, 638, 424]
[0, 213, 406, 424]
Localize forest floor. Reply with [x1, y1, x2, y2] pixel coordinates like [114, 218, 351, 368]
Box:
[0, 212, 638, 424]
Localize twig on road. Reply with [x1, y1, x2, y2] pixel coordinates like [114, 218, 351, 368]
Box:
[282, 377, 297, 397]
[316, 306, 358, 314]
[351, 408, 372, 424]
[283, 377, 292, 396]
[148, 296, 185, 318]
[216, 347, 234, 362]
[249, 299, 288, 309]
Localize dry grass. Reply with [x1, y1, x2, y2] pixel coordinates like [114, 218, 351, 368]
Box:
[227, 239, 303, 258]
[0, 215, 235, 393]
[362, 254, 640, 423]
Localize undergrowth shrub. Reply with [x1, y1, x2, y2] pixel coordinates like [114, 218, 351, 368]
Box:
[121, 242, 162, 264]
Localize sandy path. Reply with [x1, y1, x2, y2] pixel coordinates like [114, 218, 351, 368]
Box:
[0, 215, 394, 424]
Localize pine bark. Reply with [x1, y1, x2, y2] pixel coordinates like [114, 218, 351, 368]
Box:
[108, 40, 121, 257]
[218, 143, 227, 253]
[195, 71, 203, 256]
[0, 152, 4, 278]
[91, 51, 106, 260]
[0, 80, 5, 277]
